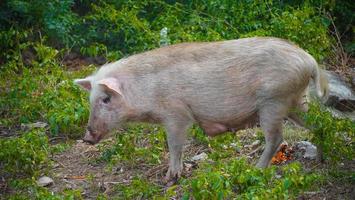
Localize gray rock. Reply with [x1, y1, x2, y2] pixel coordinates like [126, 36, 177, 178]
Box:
[37, 176, 54, 187]
[326, 107, 355, 121]
[324, 71, 355, 112]
[296, 141, 317, 160]
[191, 152, 208, 161]
[309, 70, 354, 118]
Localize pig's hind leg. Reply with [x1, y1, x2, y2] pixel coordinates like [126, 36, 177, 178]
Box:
[256, 103, 287, 168]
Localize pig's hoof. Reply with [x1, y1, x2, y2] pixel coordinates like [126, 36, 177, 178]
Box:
[164, 177, 178, 187]
[164, 169, 181, 185]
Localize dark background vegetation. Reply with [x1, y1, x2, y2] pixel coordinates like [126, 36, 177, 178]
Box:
[0, 0, 354, 199]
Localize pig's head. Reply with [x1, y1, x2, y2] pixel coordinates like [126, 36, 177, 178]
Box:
[75, 76, 129, 144]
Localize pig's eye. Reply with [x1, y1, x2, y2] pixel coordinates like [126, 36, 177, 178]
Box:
[102, 96, 111, 104]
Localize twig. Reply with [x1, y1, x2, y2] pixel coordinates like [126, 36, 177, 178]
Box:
[53, 160, 66, 168]
[303, 191, 321, 195]
[104, 181, 127, 185]
[146, 164, 168, 177]
[247, 145, 263, 156]
[49, 136, 66, 142]
[326, 12, 351, 70]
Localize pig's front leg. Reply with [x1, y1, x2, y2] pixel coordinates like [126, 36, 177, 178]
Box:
[164, 119, 192, 182]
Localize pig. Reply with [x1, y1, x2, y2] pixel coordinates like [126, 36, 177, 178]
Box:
[74, 37, 328, 181]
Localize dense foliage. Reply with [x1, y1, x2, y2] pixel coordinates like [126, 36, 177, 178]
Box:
[0, 0, 353, 199]
[1, 0, 353, 62]
[303, 103, 354, 164]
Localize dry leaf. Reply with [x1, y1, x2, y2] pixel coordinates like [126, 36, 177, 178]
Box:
[272, 144, 294, 165]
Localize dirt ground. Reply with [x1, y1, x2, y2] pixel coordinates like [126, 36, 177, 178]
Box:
[50, 137, 205, 199]
[48, 127, 354, 199]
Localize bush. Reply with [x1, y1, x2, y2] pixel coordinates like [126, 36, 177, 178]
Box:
[181, 159, 318, 199]
[0, 39, 93, 137]
[98, 124, 166, 168]
[0, 1, 335, 61]
[7, 178, 83, 200]
[0, 0, 78, 47]
[303, 102, 355, 164]
[77, 1, 331, 61]
[114, 177, 161, 199]
[0, 130, 49, 177]
[269, 5, 332, 61]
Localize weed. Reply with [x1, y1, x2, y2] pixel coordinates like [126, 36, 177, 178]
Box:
[0, 129, 49, 177]
[98, 124, 167, 169]
[303, 102, 354, 164]
[7, 178, 83, 200]
[181, 159, 318, 199]
[114, 176, 162, 199]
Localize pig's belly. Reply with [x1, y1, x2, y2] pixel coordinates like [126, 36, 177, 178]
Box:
[199, 113, 258, 137]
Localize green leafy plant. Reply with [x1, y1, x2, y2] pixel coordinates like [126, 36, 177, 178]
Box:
[0, 39, 94, 137]
[0, 0, 79, 47]
[303, 102, 354, 164]
[98, 124, 166, 168]
[181, 159, 318, 199]
[0, 129, 49, 177]
[114, 176, 161, 199]
[7, 178, 83, 200]
[269, 5, 332, 61]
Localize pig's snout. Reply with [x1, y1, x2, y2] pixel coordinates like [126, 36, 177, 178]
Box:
[83, 127, 99, 145]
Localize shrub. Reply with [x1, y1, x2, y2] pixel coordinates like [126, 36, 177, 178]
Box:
[181, 159, 318, 199]
[269, 5, 332, 61]
[98, 124, 166, 168]
[7, 178, 83, 200]
[303, 102, 354, 164]
[0, 0, 78, 47]
[0, 40, 94, 137]
[114, 177, 161, 199]
[0, 130, 49, 177]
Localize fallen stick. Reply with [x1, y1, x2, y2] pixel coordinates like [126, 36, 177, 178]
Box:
[247, 146, 263, 156]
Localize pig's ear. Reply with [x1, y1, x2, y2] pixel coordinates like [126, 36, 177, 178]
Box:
[98, 77, 122, 95]
[74, 78, 92, 91]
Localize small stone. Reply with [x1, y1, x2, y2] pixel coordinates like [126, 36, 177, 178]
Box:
[275, 174, 282, 179]
[191, 152, 208, 161]
[296, 141, 317, 160]
[37, 176, 54, 187]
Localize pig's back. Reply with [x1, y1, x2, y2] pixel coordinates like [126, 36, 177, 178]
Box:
[115, 37, 315, 124]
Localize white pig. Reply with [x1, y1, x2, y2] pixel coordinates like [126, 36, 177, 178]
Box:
[74, 37, 328, 181]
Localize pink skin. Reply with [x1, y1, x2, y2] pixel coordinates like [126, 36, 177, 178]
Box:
[75, 77, 126, 144]
[83, 130, 101, 144]
[82, 125, 108, 144]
